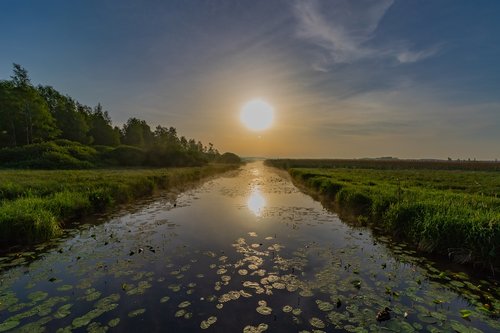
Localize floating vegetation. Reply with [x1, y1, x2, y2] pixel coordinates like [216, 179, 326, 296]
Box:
[200, 316, 217, 329]
[175, 309, 186, 317]
[53, 304, 72, 319]
[256, 300, 272, 315]
[309, 317, 325, 329]
[217, 268, 227, 275]
[178, 301, 191, 308]
[56, 285, 73, 292]
[0, 320, 20, 332]
[243, 323, 268, 333]
[108, 318, 120, 328]
[128, 308, 146, 318]
[282, 305, 293, 313]
[84, 289, 101, 302]
[168, 284, 181, 292]
[160, 296, 170, 303]
[27, 291, 48, 302]
[316, 300, 333, 312]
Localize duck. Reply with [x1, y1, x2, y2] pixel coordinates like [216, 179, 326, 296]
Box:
[376, 307, 392, 322]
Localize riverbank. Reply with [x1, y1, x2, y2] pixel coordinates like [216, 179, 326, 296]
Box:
[265, 160, 500, 269]
[0, 164, 239, 247]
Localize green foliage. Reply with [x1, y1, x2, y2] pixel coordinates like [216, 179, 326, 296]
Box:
[0, 197, 60, 243]
[217, 152, 241, 164]
[106, 145, 146, 166]
[38, 85, 92, 144]
[0, 141, 98, 169]
[88, 103, 120, 146]
[122, 117, 153, 147]
[0, 69, 59, 146]
[1, 64, 231, 169]
[266, 158, 500, 172]
[276, 164, 500, 267]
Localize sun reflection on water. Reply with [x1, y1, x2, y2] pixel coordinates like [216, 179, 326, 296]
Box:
[247, 187, 266, 217]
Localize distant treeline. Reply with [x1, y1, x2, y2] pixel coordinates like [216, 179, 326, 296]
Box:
[0, 64, 240, 168]
[266, 158, 500, 171]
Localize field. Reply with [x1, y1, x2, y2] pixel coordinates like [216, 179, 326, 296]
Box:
[0, 164, 238, 246]
[266, 159, 500, 268]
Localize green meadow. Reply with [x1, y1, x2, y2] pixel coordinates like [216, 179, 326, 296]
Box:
[0, 164, 238, 246]
[266, 159, 500, 268]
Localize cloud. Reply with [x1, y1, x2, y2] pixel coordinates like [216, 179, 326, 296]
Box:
[292, 0, 439, 69]
[396, 46, 440, 63]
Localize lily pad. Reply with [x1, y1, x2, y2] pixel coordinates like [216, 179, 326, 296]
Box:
[256, 300, 272, 315]
[200, 316, 217, 329]
[28, 291, 48, 302]
[128, 308, 146, 318]
[175, 309, 186, 317]
[178, 301, 191, 308]
[108, 318, 120, 328]
[309, 317, 325, 329]
[243, 323, 268, 333]
[54, 304, 73, 319]
[0, 320, 20, 332]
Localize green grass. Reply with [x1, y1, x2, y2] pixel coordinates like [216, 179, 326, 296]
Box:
[0, 164, 238, 246]
[266, 159, 500, 268]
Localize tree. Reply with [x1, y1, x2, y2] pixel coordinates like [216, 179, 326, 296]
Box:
[0, 80, 18, 147]
[122, 117, 153, 147]
[11, 63, 30, 87]
[88, 103, 120, 146]
[0, 64, 58, 147]
[38, 85, 91, 144]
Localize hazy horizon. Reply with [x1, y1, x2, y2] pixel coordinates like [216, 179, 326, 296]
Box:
[1, 0, 499, 160]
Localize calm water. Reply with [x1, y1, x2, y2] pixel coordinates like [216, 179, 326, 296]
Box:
[0, 162, 499, 332]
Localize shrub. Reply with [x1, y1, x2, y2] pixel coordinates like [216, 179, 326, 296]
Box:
[106, 145, 146, 166]
[0, 141, 96, 169]
[217, 152, 241, 164]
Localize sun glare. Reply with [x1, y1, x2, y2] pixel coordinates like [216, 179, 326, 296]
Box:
[240, 99, 274, 131]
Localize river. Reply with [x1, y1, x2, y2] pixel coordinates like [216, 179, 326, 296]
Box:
[0, 162, 499, 332]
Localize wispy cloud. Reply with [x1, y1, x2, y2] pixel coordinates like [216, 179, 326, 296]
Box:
[293, 0, 440, 69]
[396, 46, 440, 63]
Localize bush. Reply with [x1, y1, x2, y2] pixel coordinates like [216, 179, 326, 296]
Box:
[0, 197, 61, 243]
[217, 152, 241, 164]
[106, 145, 146, 166]
[0, 141, 97, 169]
[53, 139, 99, 162]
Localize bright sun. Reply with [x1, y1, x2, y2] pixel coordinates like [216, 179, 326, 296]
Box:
[240, 99, 274, 131]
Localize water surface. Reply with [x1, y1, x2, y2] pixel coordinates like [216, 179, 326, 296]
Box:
[1, 162, 499, 332]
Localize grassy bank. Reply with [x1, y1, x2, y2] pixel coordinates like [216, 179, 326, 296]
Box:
[266, 159, 500, 268]
[0, 164, 238, 246]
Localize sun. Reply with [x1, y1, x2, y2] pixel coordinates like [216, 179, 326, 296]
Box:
[240, 99, 274, 131]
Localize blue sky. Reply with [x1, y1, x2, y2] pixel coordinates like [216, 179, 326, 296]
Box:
[1, 0, 499, 159]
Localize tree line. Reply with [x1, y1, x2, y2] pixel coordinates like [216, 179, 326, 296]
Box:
[0, 64, 239, 168]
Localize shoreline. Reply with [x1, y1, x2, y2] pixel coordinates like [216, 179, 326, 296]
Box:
[0, 164, 240, 248]
[265, 162, 500, 271]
